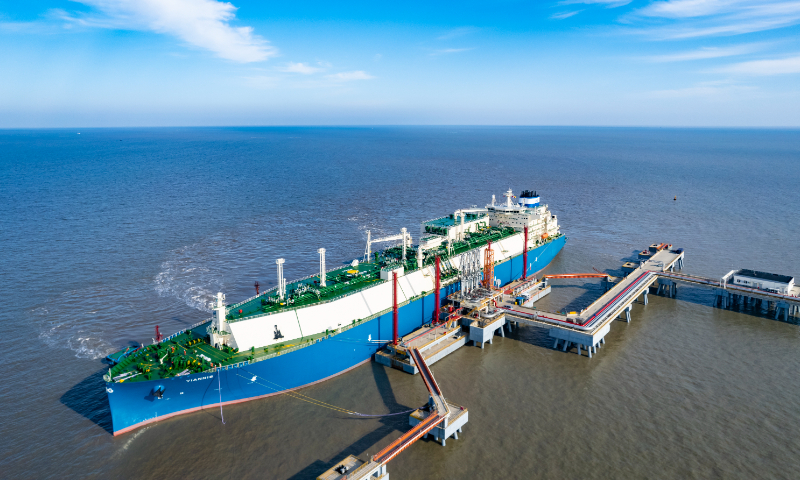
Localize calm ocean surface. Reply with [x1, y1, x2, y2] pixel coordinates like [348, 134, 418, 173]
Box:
[1, 127, 799, 479]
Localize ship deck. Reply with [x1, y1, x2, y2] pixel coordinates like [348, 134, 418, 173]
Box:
[226, 225, 527, 323]
[106, 323, 336, 384]
[105, 229, 565, 384]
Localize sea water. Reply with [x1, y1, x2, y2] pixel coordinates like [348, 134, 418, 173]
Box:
[1, 127, 798, 478]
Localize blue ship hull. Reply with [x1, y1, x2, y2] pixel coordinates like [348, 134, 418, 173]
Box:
[106, 236, 566, 435]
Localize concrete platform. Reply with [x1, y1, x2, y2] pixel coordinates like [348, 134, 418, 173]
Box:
[467, 315, 506, 349]
[410, 401, 468, 447]
[550, 323, 610, 358]
[317, 455, 388, 480]
[374, 323, 466, 374]
[521, 285, 551, 306]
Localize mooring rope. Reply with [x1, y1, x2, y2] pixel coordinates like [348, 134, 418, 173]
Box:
[235, 370, 416, 417]
[218, 370, 226, 425]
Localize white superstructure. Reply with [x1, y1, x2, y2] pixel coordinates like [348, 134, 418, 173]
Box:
[421, 188, 559, 244]
[732, 269, 795, 294]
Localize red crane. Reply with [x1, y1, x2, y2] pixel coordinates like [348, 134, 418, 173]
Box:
[434, 256, 441, 324]
[393, 271, 399, 345]
[483, 240, 495, 289]
[523, 225, 529, 280]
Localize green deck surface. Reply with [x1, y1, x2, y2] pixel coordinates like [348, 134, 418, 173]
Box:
[106, 324, 336, 384]
[226, 224, 515, 323]
[106, 226, 561, 384]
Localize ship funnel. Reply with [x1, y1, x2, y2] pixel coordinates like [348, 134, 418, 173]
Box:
[518, 189, 540, 208]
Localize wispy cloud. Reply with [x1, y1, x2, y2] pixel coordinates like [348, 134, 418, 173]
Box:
[430, 48, 474, 56]
[325, 71, 375, 81]
[436, 27, 479, 40]
[559, 0, 631, 7]
[639, 0, 737, 18]
[646, 43, 765, 62]
[0, 19, 45, 33]
[551, 10, 583, 19]
[64, 0, 276, 63]
[631, 1, 800, 39]
[714, 54, 800, 75]
[278, 62, 324, 74]
[0, 9, 78, 33]
[648, 80, 758, 98]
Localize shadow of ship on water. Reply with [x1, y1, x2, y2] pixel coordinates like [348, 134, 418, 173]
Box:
[61, 369, 114, 435]
[288, 362, 418, 480]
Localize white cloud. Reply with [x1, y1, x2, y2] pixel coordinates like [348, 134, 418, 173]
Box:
[715, 55, 800, 75]
[325, 71, 375, 81]
[632, 1, 800, 38]
[69, 0, 276, 63]
[646, 43, 764, 62]
[559, 0, 632, 7]
[436, 27, 480, 40]
[648, 81, 757, 98]
[430, 48, 474, 56]
[278, 62, 323, 74]
[639, 0, 737, 18]
[551, 10, 583, 19]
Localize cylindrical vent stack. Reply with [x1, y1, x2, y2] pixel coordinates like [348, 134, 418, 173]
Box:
[214, 292, 226, 332]
[276, 258, 286, 299]
[393, 272, 399, 345]
[401, 227, 407, 262]
[317, 248, 326, 287]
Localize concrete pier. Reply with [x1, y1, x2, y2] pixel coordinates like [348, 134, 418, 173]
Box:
[375, 323, 466, 374]
[412, 401, 468, 447]
[467, 314, 506, 349]
[662, 271, 800, 320]
[323, 244, 799, 480]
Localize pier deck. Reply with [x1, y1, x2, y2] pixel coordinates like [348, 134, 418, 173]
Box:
[495, 248, 684, 355]
[374, 323, 466, 374]
[327, 244, 799, 479]
[325, 347, 464, 479]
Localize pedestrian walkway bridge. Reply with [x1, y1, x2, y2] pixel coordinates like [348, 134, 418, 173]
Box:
[318, 244, 799, 479]
[318, 347, 466, 480]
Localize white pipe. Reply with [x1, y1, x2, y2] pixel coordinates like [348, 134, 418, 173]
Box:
[276, 258, 286, 299]
[401, 228, 407, 261]
[318, 248, 326, 287]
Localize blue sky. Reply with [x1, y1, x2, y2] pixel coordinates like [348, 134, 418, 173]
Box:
[1, 0, 799, 127]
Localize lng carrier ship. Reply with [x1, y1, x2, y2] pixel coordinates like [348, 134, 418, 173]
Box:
[104, 189, 566, 435]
